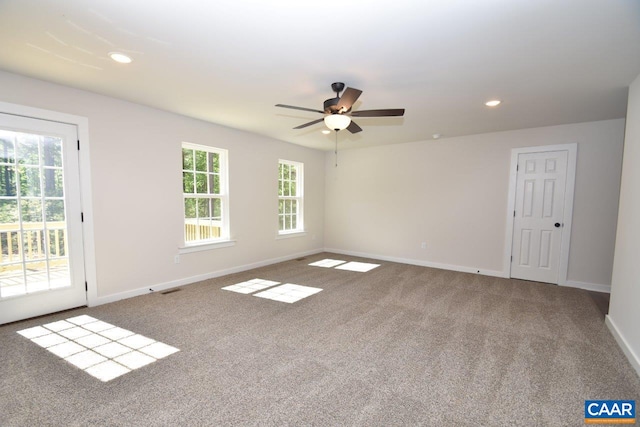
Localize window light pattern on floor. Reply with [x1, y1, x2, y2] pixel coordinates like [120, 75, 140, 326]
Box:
[310, 259, 381, 272]
[221, 278, 281, 294]
[222, 278, 323, 303]
[254, 283, 322, 303]
[17, 315, 179, 382]
[308, 259, 347, 268]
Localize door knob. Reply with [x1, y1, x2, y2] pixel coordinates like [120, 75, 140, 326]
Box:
[554, 222, 561, 228]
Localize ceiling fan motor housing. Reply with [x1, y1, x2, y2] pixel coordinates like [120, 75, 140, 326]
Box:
[323, 97, 344, 114]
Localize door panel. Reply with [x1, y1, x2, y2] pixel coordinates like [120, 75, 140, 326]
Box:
[0, 113, 85, 324]
[511, 150, 568, 284]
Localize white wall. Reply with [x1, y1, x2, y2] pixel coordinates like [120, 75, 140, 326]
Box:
[0, 71, 324, 303]
[607, 72, 640, 376]
[325, 119, 625, 289]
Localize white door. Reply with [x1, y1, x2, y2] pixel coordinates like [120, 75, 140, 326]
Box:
[511, 150, 568, 284]
[0, 113, 86, 324]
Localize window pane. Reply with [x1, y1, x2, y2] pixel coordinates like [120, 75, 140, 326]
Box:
[197, 198, 210, 219]
[183, 172, 195, 193]
[278, 163, 283, 180]
[195, 173, 208, 193]
[290, 166, 297, 181]
[48, 228, 66, 257]
[278, 215, 284, 230]
[184, 198, 196, 218]
[21, 199, 42, 223]
[195, 150, 207, 172]
[212, 198, 221, 220]
[45, 200, 65, 222]
[0, 164, 16, 196]
[17, 136, 39, 165]
[209, 152, 219, 173]
[0, 137, 15, 164]
[44, 168, 64, 197]
[182, 148, 193, 170]
[0, 199, 18, 223]
[209, 174, 220, 195]
[42, 137, 62, 167]
[284, 215, 291, 230]
[278, 181, 283, 197]
[283, 164, 290, 180]
[278, 200, 284, 214]
[291, 214, 297, 230]
[20, 166, 41, 197]
[283, 182, 290, 197]
[290, 181, 297, 197]
[291, 200, 297, 215]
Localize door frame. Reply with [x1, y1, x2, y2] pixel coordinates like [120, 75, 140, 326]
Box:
[503, 143, 577, 285]
[0, 101, 98, 307]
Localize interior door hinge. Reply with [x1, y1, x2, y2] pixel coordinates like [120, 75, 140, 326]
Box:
[513, 210, 516, 217]
[85, 281, 88, 291]
[516, 164, 519, 171]
[81, 212, 84, 222]
[511, 256, 513, 262]
[77, 139, 80, 150]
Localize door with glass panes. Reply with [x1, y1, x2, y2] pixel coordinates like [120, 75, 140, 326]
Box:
[0, 113, 85, 324]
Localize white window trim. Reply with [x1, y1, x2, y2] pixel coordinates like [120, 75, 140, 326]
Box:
[181, 142, 230, 246]
[278, 159, 304, 235]
[178, 239, 236, 253]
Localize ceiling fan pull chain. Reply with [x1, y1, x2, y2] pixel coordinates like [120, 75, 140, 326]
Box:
[335, 131, 339, 167]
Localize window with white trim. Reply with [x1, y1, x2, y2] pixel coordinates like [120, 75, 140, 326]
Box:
[182, 143, 229, 245]
[278, 159, 303, 234]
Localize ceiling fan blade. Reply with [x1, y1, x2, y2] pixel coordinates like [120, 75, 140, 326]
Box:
[351, 108, 405, 117]
[275, 104, 324, 114]
[336, 87, 363, 112]
[293, 117, 325, 129]
[346, 121, 363, 134]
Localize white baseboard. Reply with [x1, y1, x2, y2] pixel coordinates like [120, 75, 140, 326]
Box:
[562, 280, 611, 293]
[605, 315, 640, 378]
[323, 247, 507, 278]
[90, 248, 323, 307]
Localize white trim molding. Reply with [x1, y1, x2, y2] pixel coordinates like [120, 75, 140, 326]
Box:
[605, 315, 640, 378]
[92, 248, 323, 306]
[503, 143, 577, 285]
[562, 280, 611, 294]
[324, 248, 508, 278]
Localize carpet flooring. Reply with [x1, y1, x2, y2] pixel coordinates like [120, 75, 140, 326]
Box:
[1, 253, 639, 426]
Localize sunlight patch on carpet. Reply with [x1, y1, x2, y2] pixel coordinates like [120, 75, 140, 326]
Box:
[334, 261, 380, 272]
[222, 278, 281, 294]
[308, 259, 347, 268]
[17, 315, 179, 382]
[254, 283, 322, 303]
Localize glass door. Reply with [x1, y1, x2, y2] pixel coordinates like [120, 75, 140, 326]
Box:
[0, 113, 85, 324]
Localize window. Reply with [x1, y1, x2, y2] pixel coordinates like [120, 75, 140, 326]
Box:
[182, 143, 228, 245]
[278, 160, 303, 234]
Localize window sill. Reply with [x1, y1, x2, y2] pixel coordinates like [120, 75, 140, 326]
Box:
[178, 239, 236, 254]
[276, 231, 307, 240]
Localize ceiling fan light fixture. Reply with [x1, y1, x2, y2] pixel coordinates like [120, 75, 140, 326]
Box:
[324, 114, 351, 131]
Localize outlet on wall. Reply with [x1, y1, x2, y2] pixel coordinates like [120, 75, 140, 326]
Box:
[174, 255, 180, 264]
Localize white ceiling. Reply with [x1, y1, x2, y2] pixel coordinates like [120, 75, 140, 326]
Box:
[0, 0, 639, 151]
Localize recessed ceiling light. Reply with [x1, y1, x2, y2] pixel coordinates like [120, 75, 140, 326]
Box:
[432, 133, 441, 139]
[485, 100, 501, 107]
[109, 52, 132, 64]
[321, 130, 330, 135]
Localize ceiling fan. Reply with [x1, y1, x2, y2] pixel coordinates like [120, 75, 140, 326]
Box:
[275, 82, 405, 133]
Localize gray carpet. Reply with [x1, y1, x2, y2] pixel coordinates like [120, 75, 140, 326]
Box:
[1, 253, 639, 426]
